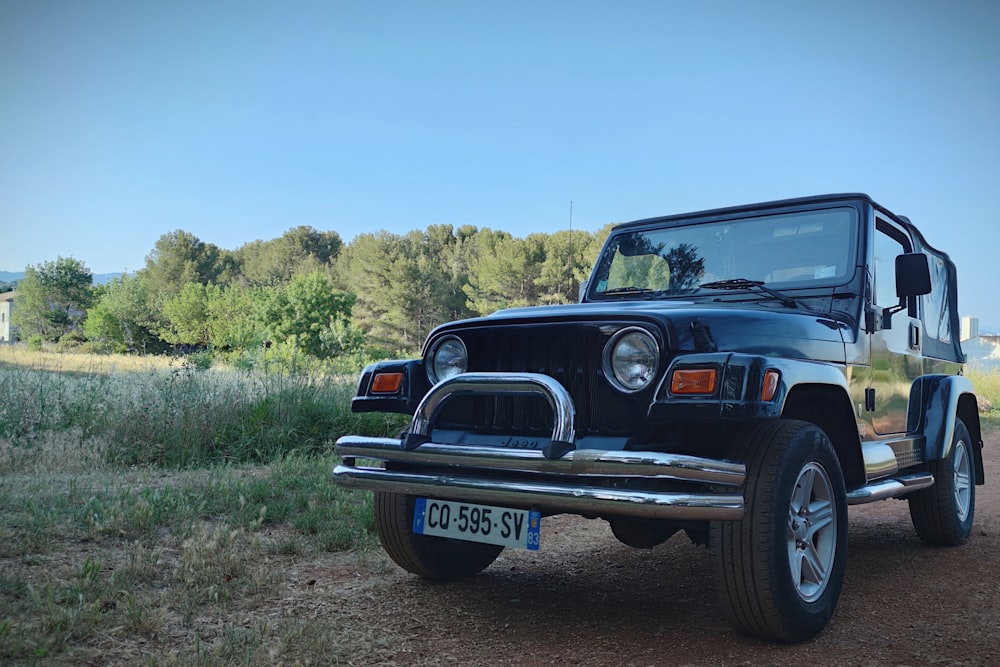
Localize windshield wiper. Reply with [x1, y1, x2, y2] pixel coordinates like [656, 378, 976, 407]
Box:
[699, 279, 812, 310]
[599, 286, 659, 299]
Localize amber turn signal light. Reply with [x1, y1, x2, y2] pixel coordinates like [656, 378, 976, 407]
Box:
[670, 368, 717, 395]
[761, 369, 780, 401]
[371, 372, 403, 394]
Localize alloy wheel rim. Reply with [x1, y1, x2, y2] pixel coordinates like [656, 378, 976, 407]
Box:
[787, 461, 838, 603]
[953, 439, 972, 522]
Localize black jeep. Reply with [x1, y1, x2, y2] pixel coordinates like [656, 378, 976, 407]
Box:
[334, 193, 983, 642]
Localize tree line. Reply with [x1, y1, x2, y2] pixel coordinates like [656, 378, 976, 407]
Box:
[10, 223, 612, 365]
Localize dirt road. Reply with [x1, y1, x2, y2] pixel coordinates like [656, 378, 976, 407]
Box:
[319, 427, 1000, 666]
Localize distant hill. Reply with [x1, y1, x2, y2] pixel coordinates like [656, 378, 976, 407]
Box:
[965, 336, 1000, 369]
[0, 271, 123, 285]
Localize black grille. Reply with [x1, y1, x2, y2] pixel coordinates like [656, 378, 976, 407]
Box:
[434, 323, 642, 437]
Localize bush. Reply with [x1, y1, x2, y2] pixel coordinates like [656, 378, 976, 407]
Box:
[56, 330, 87, 352]
[184, 350, 214, 371]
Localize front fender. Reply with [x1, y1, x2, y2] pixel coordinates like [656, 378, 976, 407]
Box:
[651, 353, 850, 420]
[351, 359, 429, 414]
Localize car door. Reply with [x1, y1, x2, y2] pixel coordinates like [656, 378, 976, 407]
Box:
[870, 219, 922, 435]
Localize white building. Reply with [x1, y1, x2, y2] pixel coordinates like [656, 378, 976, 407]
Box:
[0, 291, 14, 343]
[961, 315, 1000, 368]
[961, 316, 979, 342]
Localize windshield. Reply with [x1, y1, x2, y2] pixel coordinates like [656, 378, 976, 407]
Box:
[589, 207, 858, 299]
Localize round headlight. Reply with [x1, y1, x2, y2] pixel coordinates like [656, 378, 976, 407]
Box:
[604, 328, 660, 392]
[427, 336, 468, 384]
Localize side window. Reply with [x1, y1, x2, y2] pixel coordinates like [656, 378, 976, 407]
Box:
[924, 253, 953, 344]
[873, 221, 917, 316]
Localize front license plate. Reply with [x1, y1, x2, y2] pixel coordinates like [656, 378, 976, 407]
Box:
[412, 498, 541, 551]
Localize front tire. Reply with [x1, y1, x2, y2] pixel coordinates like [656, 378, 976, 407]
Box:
[711, 420, 848, 642]
[374, 492, 503, 580]
[908, 419, 975, 546]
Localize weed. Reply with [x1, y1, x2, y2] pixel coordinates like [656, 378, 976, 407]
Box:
[112, 542, 163, 589]
[217, 621, 269, 663]
[120, 592, 166, 637]
[22, 562, 109, 658]
[268, 534, 305, 556]
[178, 521, 268, 606]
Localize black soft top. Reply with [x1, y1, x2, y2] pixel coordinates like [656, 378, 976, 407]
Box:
[872, 199, 965, 364]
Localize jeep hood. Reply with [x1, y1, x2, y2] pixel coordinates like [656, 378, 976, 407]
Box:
[428, 301, 849, 364]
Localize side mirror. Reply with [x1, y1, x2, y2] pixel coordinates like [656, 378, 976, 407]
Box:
[895, 253, 931, 298]
[880, 253, 931, 330]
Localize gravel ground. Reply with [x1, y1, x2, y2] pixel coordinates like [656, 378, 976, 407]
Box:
[318, 425, 1000, 666]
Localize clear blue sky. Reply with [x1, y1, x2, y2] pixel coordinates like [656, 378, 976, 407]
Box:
[1, 1, 998, 330]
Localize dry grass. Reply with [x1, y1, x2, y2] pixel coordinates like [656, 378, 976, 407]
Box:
[0, 345, 176, 374]
[968, 364, 1000, 427]
[0, 429, 109, 475]
[0, 350, 407, 469]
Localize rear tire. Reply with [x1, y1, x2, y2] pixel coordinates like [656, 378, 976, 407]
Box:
[711, 420, 848, 642]
[374, 492, 503, 580]
[908, 419, 975, 546]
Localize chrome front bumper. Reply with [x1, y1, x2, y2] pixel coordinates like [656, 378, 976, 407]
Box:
[333, 372, 747, 521]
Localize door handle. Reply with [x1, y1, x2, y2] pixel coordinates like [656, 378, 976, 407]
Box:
[909, 322, 920, 349]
